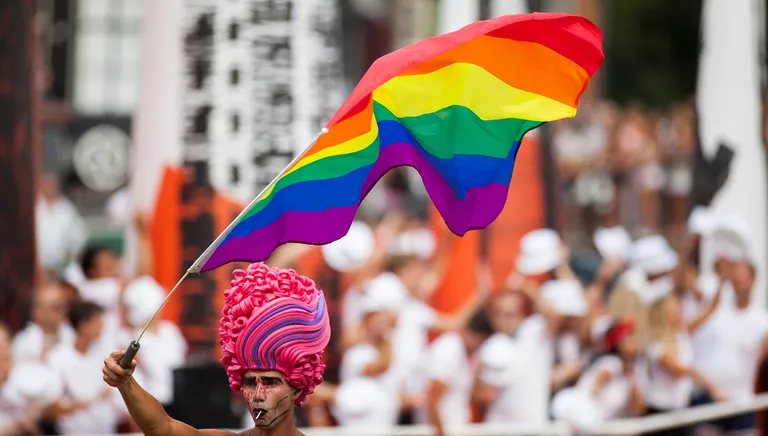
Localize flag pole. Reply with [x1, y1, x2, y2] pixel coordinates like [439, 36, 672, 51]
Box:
[118, 128, 328, 368]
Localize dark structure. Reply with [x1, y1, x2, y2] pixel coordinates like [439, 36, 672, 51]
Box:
[0, 1, 39, 332]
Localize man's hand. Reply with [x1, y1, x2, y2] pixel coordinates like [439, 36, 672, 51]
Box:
[103, 350, 137, 387]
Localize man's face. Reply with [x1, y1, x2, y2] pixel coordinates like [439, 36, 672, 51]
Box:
[731, 262, 755, 296]
[491, 292, 525, 335]
[93, 250, 121, 279]
[32, 285, 67, 331]
[242, 370, 297, 429]
[78, 314, 103, 342]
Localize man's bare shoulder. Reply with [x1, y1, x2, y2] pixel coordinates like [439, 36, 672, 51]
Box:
[229, 429, 305, 436]
[198, 430, 241, 436]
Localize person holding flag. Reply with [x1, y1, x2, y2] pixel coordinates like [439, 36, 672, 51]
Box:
[103, 263, 330, 436]
[102, 11, 603, 436]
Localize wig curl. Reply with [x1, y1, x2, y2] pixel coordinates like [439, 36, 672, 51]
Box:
[219, 263, 330, 406]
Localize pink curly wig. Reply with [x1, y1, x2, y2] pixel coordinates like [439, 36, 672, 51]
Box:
[219, 263, 331, 406]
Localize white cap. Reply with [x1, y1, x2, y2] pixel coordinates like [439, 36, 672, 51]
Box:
[62, 261, 86, 288]
[389, 228, 436, 260]
[478, 334, 520, 387]
[688, 206, 717, 236]
[710, 215, 751, 262]
[593, 226, 633, 261]
[629, 235, 678, 276]
[123, 276, 166, 327]
[640, 276, 674, 305]
[106, 188, 134, 228]
[516, 229, 562, 275]
[362, 272, 409, 314]
[540, 279, 588, 316]
[322, 221, 376, 272]
[3, 363, 64, 407]
[619, 267, 650, 294]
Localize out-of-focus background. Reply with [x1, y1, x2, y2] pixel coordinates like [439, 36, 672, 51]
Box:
[1, 0, 768, 434]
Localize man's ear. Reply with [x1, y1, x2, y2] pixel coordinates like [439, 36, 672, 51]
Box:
[292, 387, 301, 401]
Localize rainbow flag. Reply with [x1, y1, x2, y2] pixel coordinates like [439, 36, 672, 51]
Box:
[194, 12, 603, 272]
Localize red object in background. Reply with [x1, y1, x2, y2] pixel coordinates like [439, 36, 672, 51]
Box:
[429, 135, 546, 313]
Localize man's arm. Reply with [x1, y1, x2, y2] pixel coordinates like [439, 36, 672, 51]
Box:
[104, 351, 234, 436]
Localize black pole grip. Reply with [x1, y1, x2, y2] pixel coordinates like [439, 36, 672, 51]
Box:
[119, 341, 140, 369]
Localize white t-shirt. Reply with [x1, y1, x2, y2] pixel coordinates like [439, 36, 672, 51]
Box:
[550, 355, 633, 428]
[341, 286, 365, 332]
[692, 303, 768, 400]
[515, 315, 554, 423]
[0, 383, 26, 429]
[644, 332, 694, 410]
[425, 332, 472, 428]
[36, 197, 88, 273]
[339, 343, 399, 426]
[391, 297, 438, 397]
[12, 323, 75, 364]
[681, 275, 734, 323]
[78, 277, 123, 352]
[479, 315, 553, 425]
[48, 343, 128, 435]
[478, 333, 524, 423]
[575, 355, 631, 419]
[118, 322, 187, 405]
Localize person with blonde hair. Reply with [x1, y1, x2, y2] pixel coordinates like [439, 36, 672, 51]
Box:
[642, 284, 726, 436]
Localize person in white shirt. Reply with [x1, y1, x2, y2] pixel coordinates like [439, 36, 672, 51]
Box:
[387, 245, 488, 422]
[551, 320, 645, 430]
[642, 287, 726, 436]
[47, 301, 128, 435]
[690, 261, 768, 436]
[336, 290, 401, 427]
[36, 173, 88, 278]
[119, 277, 187, 409]
[12, 283, 74, 364]
[472, 290, 535, 424]
[78, 213, 154, 353]
[0, 324, 50, 435]
[475, 229, 586, 425]
[425, 309, 494, 436]
[478, 278, 587, 426]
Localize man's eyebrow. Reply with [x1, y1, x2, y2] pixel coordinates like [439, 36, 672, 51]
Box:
[260, 376, 283, 383]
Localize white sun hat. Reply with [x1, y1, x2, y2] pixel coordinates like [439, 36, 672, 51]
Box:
[540, 279, 588, 317]
[389, 228, 436, 260]
[629, 235, 678, 276]
[106, 187, 134, 228]
[362, 272, 409, 314]
[688, 206, 717, 236]
[123, 276, 166, 327]
[710, 214, 751, 262]
[516, 229, 562, 276]
[478, 333, 520, 387]
[322, 221, 376, 272]
[593, 226, 633, 261]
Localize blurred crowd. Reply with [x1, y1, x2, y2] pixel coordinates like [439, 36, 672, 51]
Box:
[0, 103, 763, 436]
[552, 100, 697, 247]
[301, 204, 763, 436]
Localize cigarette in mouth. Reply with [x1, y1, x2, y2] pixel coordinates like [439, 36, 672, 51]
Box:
[256, 410, 263, 420]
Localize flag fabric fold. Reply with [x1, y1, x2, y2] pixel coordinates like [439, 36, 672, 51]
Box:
[197, 12, 604, 272]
